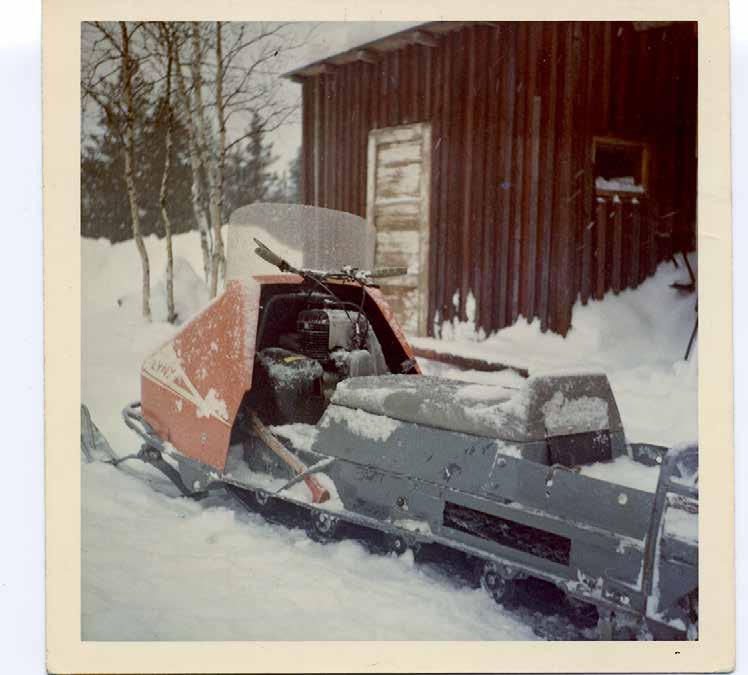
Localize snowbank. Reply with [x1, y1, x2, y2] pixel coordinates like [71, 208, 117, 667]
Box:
[83, 231, 209, 314]
[118, 256, 209, 324]
[415, 258, 698, 447]
[419, 258, 697, 372]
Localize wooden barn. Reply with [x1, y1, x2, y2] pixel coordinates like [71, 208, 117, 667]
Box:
[286, 21, 697, 336]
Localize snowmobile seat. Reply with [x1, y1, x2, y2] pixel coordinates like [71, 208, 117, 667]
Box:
[331, 374, 532, 442]
[331, 372, 626, 453]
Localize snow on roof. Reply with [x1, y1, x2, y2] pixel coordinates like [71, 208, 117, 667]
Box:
[284, 21, 470, 81]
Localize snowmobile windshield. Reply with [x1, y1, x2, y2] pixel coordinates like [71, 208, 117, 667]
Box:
[225, 203, 376, 280]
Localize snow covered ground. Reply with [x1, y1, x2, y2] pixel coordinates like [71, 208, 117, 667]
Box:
[81, 230, 697, 641]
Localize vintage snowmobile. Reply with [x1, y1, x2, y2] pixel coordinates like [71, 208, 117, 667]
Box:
[114, 204, 697, 640]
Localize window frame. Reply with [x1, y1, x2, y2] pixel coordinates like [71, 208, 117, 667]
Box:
[592, 135, 651, 195]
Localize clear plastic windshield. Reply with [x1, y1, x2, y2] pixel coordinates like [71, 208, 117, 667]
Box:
[226, 203, 376, 280]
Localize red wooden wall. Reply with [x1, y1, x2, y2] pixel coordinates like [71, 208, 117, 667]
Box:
[297, 21, 697, 336]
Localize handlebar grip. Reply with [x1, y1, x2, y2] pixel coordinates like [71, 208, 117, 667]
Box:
[369, 267, 409, 278]
[253, 238, 287, 270]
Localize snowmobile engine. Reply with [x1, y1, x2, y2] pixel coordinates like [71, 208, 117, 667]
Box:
[298, 308, 369, 359]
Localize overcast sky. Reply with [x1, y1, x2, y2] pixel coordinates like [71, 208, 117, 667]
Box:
[266, 21, 421, 172]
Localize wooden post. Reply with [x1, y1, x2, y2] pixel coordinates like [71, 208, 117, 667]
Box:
[390, 50, 400, 125]
[427, 46, 443, 334]
[611, 196, 623, 293]
[497, 25, 517, 330]
[471, 28, 489, 330]
[509, 23, 529, 325]
[595, 198, 607, 300]
[647, 200, 658, 275]
[335, 71, 345, 211]
[437, 39, 452, 325]
[538, 23, 559, 331]
[630, 199, 641, 287]
[602, 23, 612, 128]
[526, 95, 542, 318]
[446, 32, 466, 322]
[481, 26, 502, 334]
[460, 27, 477, 320]
[581, 218, 593, 304]
[313, 76, 322, 206]
[552, 22, 576, 333]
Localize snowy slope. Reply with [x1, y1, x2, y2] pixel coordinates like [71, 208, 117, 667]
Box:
[81, 232, 697, 640]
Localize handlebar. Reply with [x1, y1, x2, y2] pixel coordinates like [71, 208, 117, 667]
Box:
[253, 237, 407, 284]
[253, 238, 296, 273]
[369, 267, 409, 279]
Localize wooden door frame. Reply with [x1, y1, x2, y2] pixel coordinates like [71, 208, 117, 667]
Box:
[366, 122, 432, 336]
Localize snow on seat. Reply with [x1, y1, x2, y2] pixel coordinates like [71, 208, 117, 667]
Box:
[331, 371, 625, 446]
[331, 374, 533, 441]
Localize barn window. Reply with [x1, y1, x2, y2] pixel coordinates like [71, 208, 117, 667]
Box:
[593, 136, 649, 195]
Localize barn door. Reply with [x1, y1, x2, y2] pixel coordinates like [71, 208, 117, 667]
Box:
[366, 123, 431, 336]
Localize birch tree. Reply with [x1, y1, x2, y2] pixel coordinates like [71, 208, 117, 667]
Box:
[120, 22, 152, 321]
[215, 21, 228, 288]
[173, 24, 213, 284]
[184, 22, 311, 296]
[212, 21, 308, 190]
[157, 22, 177, 323]
[190, 22, 225, 298]
[81, 21, 152, 320]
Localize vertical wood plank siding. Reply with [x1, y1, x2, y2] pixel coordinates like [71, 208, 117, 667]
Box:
[496, 25, 516, 331]
[299, 21, 696, 336]
[479, 27, 502, 333]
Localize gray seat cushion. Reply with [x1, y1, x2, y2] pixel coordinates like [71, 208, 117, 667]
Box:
[331, 372, 623, 445]
[331, 374, 532, 441]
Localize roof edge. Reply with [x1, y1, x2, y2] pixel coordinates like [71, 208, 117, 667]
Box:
[283, 21, 472, 82]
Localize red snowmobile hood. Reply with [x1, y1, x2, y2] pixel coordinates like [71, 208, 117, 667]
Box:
[140, 275, 418, 471]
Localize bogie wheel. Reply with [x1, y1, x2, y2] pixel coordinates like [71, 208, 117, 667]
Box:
[387, 534, 418, 556]
[310, 510, 338, 540]
[566, 596, 599, 624]
[479, 560, 516, 605]
[253, 489, 272, 509]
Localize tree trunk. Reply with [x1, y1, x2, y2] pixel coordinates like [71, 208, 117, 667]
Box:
[120, 21, 151, 321]
[215, 21, 227, 286]
[174, 44, 212, 285]
[159, 23, 177, 324]
[191, 21, 224, 298]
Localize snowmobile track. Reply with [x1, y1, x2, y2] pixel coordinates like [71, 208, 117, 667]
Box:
[221, 482, 599, 640]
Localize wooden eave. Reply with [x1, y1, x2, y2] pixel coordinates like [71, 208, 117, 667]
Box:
[283, 21, 472, 82]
